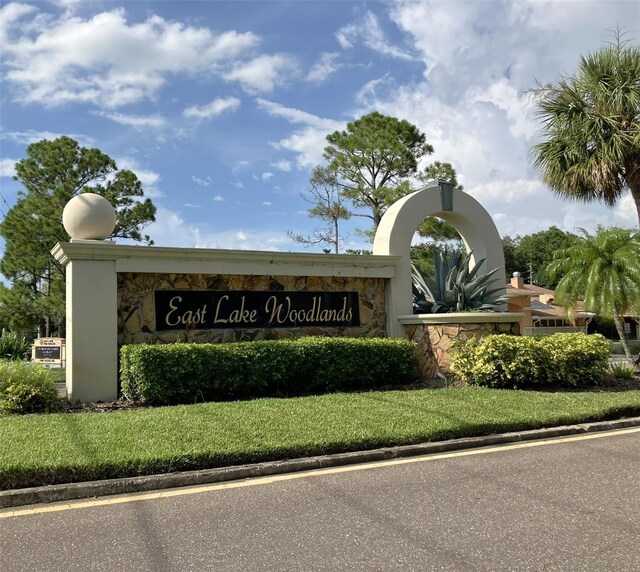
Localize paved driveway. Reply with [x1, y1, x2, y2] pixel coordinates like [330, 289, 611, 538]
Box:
[3, 428, 640, 571]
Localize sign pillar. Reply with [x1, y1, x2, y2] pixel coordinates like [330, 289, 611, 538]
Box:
[66, 258, 118, 401]
[57, 193, 119, 402]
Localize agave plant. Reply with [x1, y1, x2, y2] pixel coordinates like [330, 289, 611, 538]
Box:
[412, 250, 506, 313]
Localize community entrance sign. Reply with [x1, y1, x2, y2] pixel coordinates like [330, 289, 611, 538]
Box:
[155, 290, 360, 330]
[53, 182, 509, 402]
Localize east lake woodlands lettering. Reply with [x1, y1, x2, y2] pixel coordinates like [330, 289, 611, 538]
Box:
[154, 290, 360, 330]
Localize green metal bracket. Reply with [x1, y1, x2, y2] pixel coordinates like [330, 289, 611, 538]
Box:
[439, 181, 453, 211]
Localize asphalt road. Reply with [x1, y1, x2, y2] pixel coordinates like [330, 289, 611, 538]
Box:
[2, 428, 640, 572]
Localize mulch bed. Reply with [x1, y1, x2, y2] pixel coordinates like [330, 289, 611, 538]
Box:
[59, 372, 640, 414]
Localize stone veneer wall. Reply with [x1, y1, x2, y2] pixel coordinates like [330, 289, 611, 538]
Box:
[403, 321, 521, 379]
[118, 272, 386, 345]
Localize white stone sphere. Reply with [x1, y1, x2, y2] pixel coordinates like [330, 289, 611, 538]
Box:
[62, 193, 117, 241]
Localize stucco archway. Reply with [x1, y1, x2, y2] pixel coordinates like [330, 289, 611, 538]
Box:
[373, 180, 506, 337]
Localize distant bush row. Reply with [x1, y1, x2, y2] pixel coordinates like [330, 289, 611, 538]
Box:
[450, 333, 610, 389]
[121, 337, 418, 405]
[0, 361, 64, 415]
[0, 333, 617, 414]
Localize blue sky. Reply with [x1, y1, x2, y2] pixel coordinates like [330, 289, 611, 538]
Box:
[1, 0, 638, 255]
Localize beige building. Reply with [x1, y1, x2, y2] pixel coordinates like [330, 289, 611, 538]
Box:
[506, 272, 594, 336]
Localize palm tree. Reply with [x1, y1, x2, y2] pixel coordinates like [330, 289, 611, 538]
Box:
[531, 34, 640, 226]
[547, 227, 640, 363]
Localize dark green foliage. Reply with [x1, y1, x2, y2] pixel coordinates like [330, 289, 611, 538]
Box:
[0, 332, 31, 361]
[451, 333, 610, 388]
[418, 161, 463, 190]
[547, 227, 640, 362]
[121, 337, 418, 405]
[530, 33, 640, 225]
[412, 251, 505, 313]
[323, 112, 433, 233]
[0, 136, 156, 337]
[0, 361, 65, 415]
[610, 362, 637, 379]
[502, 227, 579, 288]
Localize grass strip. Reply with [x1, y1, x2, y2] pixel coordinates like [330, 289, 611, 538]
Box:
[2, 386, 640, 490]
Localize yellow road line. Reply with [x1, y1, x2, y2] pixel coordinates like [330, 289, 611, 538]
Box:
[3, 426, 640, 520]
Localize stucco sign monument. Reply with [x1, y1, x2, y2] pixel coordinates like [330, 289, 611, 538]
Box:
[53, 181, 516, 402]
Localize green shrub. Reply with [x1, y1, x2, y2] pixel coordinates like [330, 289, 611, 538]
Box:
[121, 337, 418, 405]
[610, 361, 637, 379]
[539, 333, 610, 386]
[0, 332, 31, 361]
[0, 361, 65, 415]
[450, 333, 610, 389]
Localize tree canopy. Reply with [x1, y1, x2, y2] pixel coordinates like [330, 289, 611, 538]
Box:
[323, 111, 433, 233]
[531, 34, 640, 225]
[0, 136, 157, 336]
[502, 226, 579, 289]
[287, 166, 351, 254]
[547, 226, 640, 362]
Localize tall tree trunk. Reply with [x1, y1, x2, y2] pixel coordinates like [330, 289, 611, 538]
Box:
[334, 219, 339, 254]
[628, 165, 640, 227]
[612, 312, 634, 363]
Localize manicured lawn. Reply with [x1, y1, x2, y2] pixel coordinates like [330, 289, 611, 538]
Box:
[2, 386, 640, 490]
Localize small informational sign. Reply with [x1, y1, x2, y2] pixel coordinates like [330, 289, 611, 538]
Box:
[154, 290, 360, 331]
[624, 322, 631, 334]
[32, 338, 65, 368]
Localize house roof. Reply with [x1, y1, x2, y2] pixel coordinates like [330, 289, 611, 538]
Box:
[506, 284, 555, 298]
[507, 283, 593, 319]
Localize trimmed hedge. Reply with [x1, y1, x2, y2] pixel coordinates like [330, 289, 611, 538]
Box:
[450, 333, 610, 389]
[121, 337, 418, 404]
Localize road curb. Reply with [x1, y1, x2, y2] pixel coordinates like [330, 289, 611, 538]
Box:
[3, 416, 640, 510]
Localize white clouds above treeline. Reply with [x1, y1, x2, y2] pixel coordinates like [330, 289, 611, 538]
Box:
[1, 0, 637, 252]
[0, 3, 296, 108]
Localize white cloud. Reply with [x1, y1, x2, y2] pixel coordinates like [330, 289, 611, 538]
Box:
[389, 1, 637, 101]
[336, 11, 414, 61]
[2, 7, 262, 107]
[261, 172, 274, 181]
[192, 176, 213, 187]
[256, 98, 340, 130]
[116, 157, 163, 198]
[355, 73, 394, 106]
[611, 193, 638, 227]
[0, 158, 17, 178]
[183, 203, 201, 208]
[224, 54, 297, 94]
[229, 179, 244, 189]
[95, 111, 166, 129]
[0, 3, 37, 36]
[2, 130, 95, 146]
[307, 52, 342, 83]
[213, 194, 225, 202]
[233, 161, 249, 172]
[262, 201, 272, 207]
[257, 98, 344, 168]
[146, 208, 294, 250]
[469, 79, 538, 140]
[183, 97, 241, 120]
[270, 160, 292, 172]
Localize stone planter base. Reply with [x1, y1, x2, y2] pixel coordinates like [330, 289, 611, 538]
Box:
[400, 313, 523, 379]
